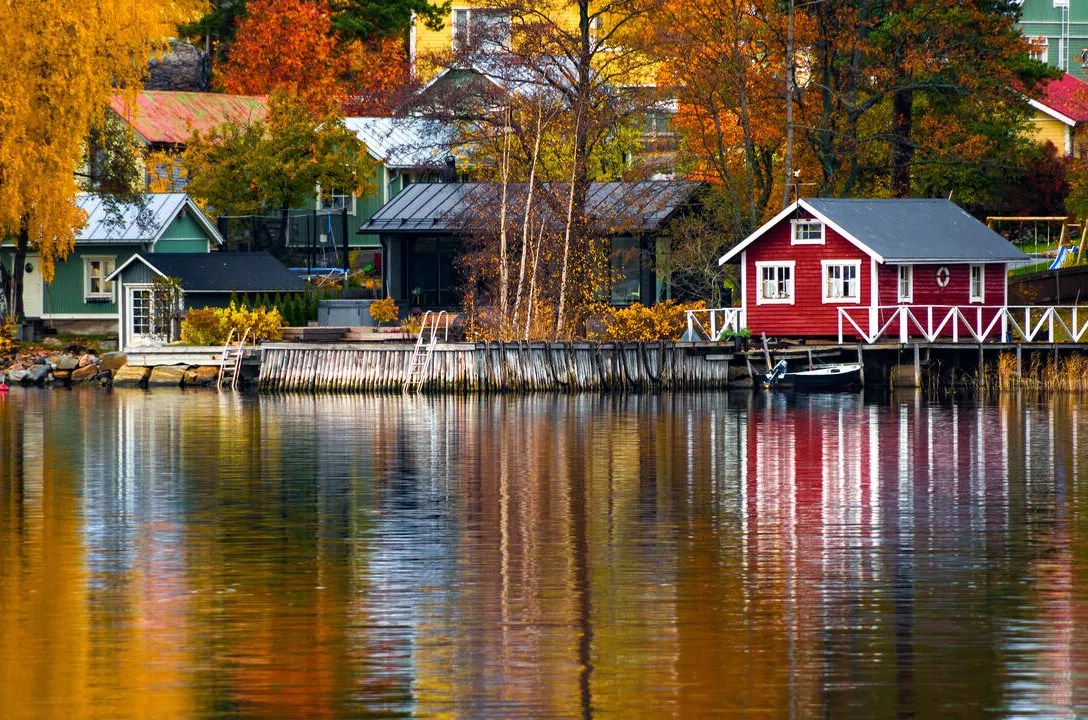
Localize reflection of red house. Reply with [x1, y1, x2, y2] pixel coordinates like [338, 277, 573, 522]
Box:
[718, 199, 1027, 338]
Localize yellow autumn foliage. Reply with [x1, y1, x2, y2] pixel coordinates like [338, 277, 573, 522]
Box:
[180, 304, 283, 345]
[596, 300, 708, 342]
[0, 0, 204, 281]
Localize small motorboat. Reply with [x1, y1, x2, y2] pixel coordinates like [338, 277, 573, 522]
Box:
[764, 359, 862, 390]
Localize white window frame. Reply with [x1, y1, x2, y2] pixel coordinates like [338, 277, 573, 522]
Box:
[897, 264, 913, 303]
[84, 255, 116, 301]
[452, 7, 512, 52]
[1029, 36, 1049, 64]
[791, 219, 825, 245]
[316, 185, 357, 216]
[755, 260, 795, 305]
[821, 259, 862, 304]
[969, 264, 985, 303]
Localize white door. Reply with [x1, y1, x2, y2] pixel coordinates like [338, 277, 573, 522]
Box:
[22, 255, 43, 318]
[126, 286, 154, 347]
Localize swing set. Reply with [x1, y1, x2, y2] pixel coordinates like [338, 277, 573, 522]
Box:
[986, 216, 1087, 266]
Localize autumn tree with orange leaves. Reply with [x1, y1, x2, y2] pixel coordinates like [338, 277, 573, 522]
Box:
[216, 0, 416, 116]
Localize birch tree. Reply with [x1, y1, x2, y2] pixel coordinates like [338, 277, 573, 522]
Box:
[0, 0, 203, 319]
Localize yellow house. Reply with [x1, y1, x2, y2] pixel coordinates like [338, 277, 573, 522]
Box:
[410, 2, 646, 83]
[1027, 72, 1088, 157]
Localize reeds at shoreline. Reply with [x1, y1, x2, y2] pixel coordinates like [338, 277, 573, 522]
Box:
[979, 352, 1088, 393]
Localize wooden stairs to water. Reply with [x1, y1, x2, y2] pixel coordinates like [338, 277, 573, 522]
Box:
[217, 327, 252, 391]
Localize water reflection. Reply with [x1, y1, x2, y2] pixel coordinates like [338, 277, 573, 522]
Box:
[0, 388, 1085, 718]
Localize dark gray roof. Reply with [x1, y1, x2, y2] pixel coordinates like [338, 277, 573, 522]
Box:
[363, 181, 703, 234]
[804, 199, 1028, 262]
[113, 252, 306, 292]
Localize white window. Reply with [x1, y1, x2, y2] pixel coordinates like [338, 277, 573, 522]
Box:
[791, 219, 824, 245]
[317, 186, 356, 216]
[1029, 36, 1049, 64]
[756, 261, 795, 305]
[969, 264, 984, 302]
[84, 256, 116, 301]
[452, 8, 511, 52]
[897, 264, 913, 303]
[822, 260, 861, 303]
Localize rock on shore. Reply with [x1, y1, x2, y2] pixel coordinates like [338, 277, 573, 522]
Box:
[1, 348, 227, 390]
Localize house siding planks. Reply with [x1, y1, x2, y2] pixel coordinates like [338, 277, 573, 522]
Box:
[744, 219, 871, 337]
[1030, 115, 1070, 153]
[43, 246, 122, 316]
[156, 215, 213, 252]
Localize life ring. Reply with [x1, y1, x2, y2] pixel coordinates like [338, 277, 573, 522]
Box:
[935, 266, 951, 288]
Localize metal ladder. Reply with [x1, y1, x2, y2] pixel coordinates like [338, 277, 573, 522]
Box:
[403, 311, 448, 394]
[217, 327, 252, 391]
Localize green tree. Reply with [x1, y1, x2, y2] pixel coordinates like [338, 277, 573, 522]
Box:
[329, 0, 450, 42]
[183, 91, 378, 257]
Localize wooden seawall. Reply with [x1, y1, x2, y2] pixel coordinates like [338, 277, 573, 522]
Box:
[257, 342, 734, 393]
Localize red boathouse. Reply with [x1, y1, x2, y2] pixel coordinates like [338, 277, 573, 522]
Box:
[718, 199, 1029, 339]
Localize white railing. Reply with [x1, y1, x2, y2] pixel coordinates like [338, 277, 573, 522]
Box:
[837, 306, 1088, 344]
[684, 308, 745, 342]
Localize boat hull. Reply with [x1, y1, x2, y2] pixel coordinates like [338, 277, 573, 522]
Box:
[764, 363, 862, 391]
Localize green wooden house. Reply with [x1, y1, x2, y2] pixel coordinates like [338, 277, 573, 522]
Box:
[1018, 0, 1088, 82]
[247, 118, 459, 272]
[1, 193, 223, 335]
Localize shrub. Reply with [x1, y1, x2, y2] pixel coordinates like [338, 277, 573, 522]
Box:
[0, 316, 18, 358]
[180, 303, 284, 345]
[596, 300, 708, 342]
[370, 296, 398, 326]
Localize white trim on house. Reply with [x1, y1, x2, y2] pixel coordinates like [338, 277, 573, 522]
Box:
[897, 264, 913, 303]
[969, 263, 985, 303]
[106, 253, 167, 282]
[1028, 98, 1077, 127]
[38, 313, 120, 320]
[83, 255, 117, 302]
[755, 260, 795, 305]
[720, 199, 885, 265]
[821, 259, 862, 304]
[740, 249, 747, 315]
[791, 218, 825, 245]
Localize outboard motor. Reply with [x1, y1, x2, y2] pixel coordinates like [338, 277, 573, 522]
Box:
[765, 359, 788, 385]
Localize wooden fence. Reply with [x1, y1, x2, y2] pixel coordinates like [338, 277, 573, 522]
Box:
[258, 342, 733, 393]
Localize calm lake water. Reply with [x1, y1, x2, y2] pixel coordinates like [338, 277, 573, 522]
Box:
[1, 387, 1086, 718]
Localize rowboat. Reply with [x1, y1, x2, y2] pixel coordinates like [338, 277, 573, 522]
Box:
[764, 360, 862, 390]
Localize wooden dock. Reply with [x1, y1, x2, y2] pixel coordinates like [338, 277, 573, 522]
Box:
[257, 342, 739, 393]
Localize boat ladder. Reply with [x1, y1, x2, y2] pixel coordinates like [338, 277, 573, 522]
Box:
[403, 311, 448, 394]
[217, 327, 252, 391]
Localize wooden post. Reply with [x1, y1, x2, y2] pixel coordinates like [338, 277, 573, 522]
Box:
[1016, 344, 1022, 379]
[857, 344, 865, 386]
[978, 344, 984, 385]
[761, 332, 771, 371]
[807, 348, 813, 370]
[914, 344, 921, 389]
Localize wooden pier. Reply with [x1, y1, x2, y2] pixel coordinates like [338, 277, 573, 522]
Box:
[257, 342, 737, 393]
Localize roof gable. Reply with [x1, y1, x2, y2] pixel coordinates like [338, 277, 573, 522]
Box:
[344, 117, 458, 169]
[363, 181, 703, 234]
[109, 91, 267, 146]
[109, 251, 305, 293]
[76, 193, 223, 247]
[1032, 73, 1088, 125]
[719, 199, 1028, 265]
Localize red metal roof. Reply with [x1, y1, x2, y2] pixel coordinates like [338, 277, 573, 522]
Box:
[109, 91, 267, 145]
[1035, 73, 1088, 124]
